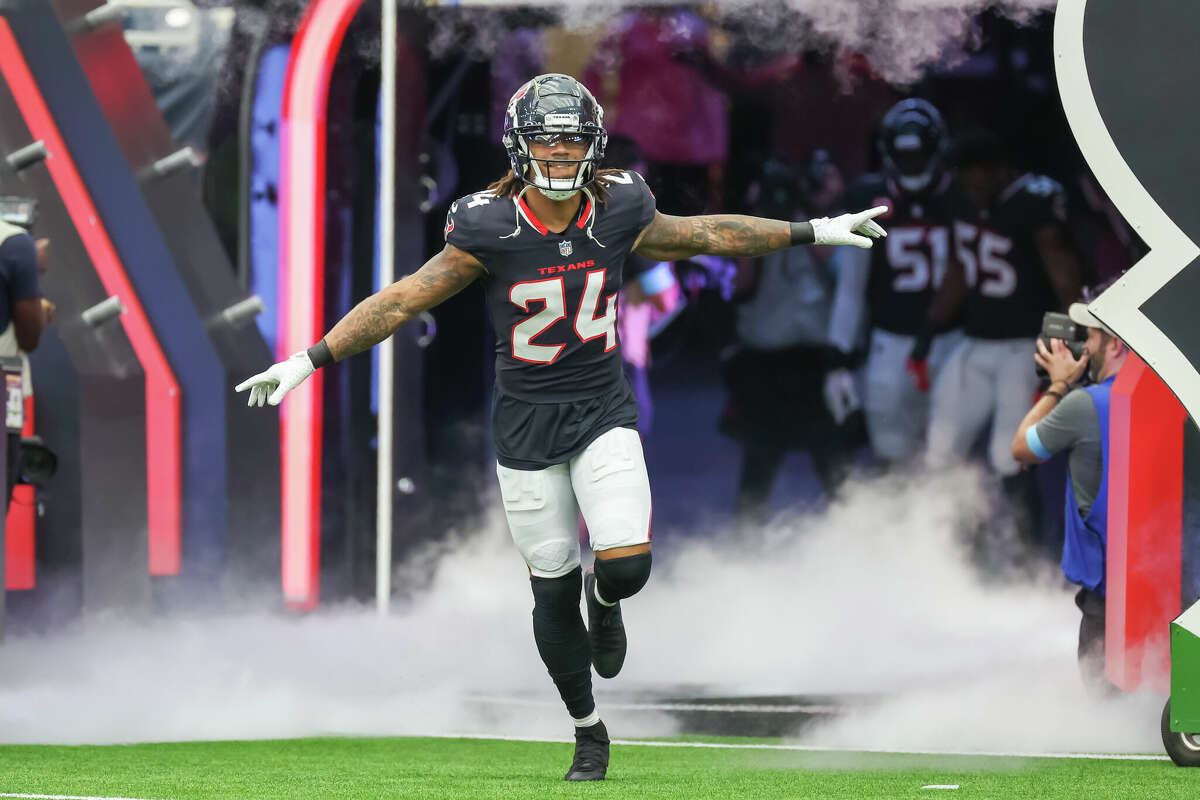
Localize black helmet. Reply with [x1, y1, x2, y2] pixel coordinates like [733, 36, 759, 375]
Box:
[876, 99, 948, 194]
[502, 73, 607, 199]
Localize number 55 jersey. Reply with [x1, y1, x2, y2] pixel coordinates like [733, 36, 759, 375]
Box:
[444, 170, 657, 470]
[956, 173, 1067, 340]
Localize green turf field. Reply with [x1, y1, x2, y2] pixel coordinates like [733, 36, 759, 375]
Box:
[0, 735, 1191, 800]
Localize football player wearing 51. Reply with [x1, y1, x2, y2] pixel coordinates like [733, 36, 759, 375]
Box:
[236, 73, 887, 782]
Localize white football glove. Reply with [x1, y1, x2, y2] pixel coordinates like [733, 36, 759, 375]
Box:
[811, 206, 889, 249]
[822, 368, 861, 425]
[235, 350, 316, 407]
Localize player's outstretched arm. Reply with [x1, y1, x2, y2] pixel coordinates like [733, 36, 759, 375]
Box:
[235, 244, 483, 407]
[324, 243, 483, 361]
[632, 207, 888, 262]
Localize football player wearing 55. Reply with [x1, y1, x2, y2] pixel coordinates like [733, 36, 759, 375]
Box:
[236, 73, 887, 782]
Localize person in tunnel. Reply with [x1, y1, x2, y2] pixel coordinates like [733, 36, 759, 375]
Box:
[0, 221, 50, 509]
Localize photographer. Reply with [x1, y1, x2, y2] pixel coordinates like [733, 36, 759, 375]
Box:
[0, 219, 50, 509]
[1011, 297, 1128, 692]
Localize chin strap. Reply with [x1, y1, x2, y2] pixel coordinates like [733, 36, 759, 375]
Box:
[500, 185, 529, 240]
[581, 186, 606, 249]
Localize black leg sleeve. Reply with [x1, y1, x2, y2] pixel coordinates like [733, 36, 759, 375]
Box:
[530, 567, 594, 719]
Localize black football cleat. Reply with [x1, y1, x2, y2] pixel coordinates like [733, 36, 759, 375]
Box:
[564, 720, 610, 781]
[584, 570, 627, 679]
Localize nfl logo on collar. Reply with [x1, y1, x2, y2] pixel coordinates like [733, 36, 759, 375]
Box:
[559, 240, 573, 257]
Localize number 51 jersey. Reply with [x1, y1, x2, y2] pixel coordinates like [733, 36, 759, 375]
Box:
[840, 173, 967, 337]
[445, 170, 656, 403]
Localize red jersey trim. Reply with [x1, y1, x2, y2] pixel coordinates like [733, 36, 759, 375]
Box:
[576, 195, 594, 229]
[516, 194, 593, 236]
[517, 197, 549, 236]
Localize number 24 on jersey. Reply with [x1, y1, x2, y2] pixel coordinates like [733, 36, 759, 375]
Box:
[509, 269, 617, 364]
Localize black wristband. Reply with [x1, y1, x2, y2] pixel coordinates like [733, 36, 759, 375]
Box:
[1044, 390, 1064, 402]
[789, 221, 814, 246]
[307, 339, 334, 369]
[821, 346, 854, 371]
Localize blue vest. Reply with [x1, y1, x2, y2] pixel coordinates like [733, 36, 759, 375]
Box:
[1062, 375, 1115, 593]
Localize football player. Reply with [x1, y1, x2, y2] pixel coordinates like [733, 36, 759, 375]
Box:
[926, 130, 1081, 481]
[825, 99, 967, 466]
[236, 74, 887, 781]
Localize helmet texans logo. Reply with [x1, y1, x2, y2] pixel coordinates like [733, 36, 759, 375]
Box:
[559, 240, 573, 257]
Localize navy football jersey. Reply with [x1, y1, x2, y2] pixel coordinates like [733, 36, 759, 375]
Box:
[444, 170, 656, 403]
[958, 173, 1066, 340]
[840, 174, 966, 336]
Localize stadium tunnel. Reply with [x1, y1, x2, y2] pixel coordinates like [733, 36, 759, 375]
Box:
[249, 0, 490, 609]
[0, 16, 156, 630]
[0, 0, 284, 634]
[57, 0, 282, 594]
[0, 0, 490, 623]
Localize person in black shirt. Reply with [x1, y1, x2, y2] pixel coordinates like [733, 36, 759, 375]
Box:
[237, 73, 888, 781]
[721, 154, 853, 519]
[927, 132, 1081, 472]
[0, 221, 49, 508]
[827, 100, 968, 466]
[927, 131, 1082, 560]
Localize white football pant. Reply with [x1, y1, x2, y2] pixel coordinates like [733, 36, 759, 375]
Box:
[863, 328, 964, 463]
[926, 336, 1041, 476]
[496, 426, 652, 578]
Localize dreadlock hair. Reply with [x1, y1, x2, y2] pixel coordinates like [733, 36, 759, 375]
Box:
[485, 168, 630, 206]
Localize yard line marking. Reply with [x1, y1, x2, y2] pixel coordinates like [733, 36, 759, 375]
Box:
[469, 695, 841, 714]
[0, 794, 170, 800]
[430, 732, 1171, 761]
[921, 786, 961, 790]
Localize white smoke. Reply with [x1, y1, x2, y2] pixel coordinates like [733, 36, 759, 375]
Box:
[203, 0, 1055, 83]
[0, 468, 1164, 754]
[749, 0, 1056, 86]
[430, 0, 1056, 86]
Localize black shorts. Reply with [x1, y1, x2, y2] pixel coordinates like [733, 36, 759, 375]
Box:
[492, 378, 639, 471]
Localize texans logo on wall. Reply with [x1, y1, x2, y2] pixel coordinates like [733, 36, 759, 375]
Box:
[1056, 0, 1200, 425]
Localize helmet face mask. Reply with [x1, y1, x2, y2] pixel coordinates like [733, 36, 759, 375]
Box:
[503, 74, 607, 200]
[877, 99, 948, 195]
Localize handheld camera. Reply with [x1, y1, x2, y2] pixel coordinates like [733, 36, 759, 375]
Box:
[1036, 311, 1087, 379]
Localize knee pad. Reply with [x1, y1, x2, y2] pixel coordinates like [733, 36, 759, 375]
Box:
[594, 551, 652, 604]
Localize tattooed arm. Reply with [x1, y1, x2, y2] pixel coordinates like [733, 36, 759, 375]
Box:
[324, 244, 484, 361]
[236, 244, 484, 406]
[633, 206, 888, 261]
[632, 212, 792, 261]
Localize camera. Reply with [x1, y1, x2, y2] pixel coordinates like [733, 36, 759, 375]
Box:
[0, 195, 37, 228]
[17, 435, 56, 486]
[1036, 311, 1087, 379]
